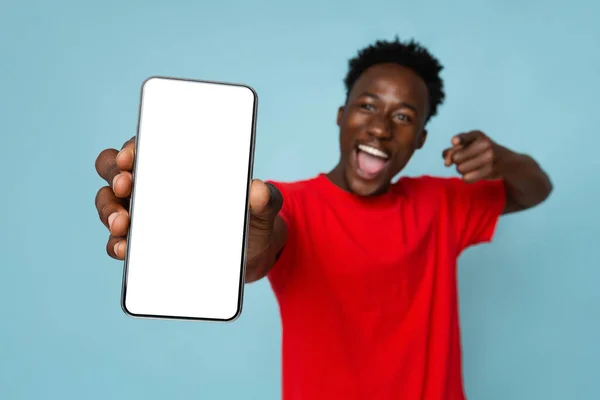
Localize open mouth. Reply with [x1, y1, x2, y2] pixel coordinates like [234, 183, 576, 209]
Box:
[354, 144, 390, 180]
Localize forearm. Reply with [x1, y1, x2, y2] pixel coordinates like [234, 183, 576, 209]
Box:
[496, 147, 553, 213]
[244, 215, 288, 283]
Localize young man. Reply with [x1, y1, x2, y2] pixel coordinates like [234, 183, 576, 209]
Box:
[95, 38, 552, 399]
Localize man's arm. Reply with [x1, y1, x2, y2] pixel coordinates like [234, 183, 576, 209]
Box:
[243, 181, 289, 283]
[494, 147, 553, 214]
[245, 214, 288, 283]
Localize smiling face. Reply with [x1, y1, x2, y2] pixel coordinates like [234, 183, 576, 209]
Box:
[328, 63, 431, 196]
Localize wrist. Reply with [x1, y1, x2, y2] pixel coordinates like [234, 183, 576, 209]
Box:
[495, 146, 531, 178]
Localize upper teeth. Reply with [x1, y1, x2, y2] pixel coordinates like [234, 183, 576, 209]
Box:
[358, 144, 388, 159]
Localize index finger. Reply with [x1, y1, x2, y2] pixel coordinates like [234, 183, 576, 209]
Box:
[442, 145, 463, 167]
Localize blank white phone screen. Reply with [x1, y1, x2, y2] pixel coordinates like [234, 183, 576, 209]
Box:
[122, 76, 257, 322]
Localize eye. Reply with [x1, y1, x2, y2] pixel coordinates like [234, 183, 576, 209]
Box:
[393, 113, 412, 123]
[360, 103, 375, 111]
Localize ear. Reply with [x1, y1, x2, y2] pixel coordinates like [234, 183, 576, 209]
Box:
[336, 106, 344, 126]
[416, 129, 428, 149]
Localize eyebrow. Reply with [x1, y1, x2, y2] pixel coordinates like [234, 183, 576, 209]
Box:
[357, 91, 418, 113]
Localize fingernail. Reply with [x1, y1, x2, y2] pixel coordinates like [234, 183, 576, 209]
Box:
[108, 213, 119, 229]
[112, 174, 120, 188]
[114, 242, 120, 257]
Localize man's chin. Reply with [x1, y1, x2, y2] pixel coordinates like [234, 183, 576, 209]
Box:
[346, 170, 390, 197]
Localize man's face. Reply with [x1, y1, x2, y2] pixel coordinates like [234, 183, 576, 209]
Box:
[333, 63, 430, 196]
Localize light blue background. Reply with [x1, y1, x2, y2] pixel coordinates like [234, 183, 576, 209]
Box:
[1, 0, 598, 399]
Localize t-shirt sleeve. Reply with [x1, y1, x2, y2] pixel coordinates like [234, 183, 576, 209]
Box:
[264, 180, 297, 293]
[443, 177, 507, 251]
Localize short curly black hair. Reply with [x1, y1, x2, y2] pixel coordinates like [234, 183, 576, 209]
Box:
[344, 37, 445, 122]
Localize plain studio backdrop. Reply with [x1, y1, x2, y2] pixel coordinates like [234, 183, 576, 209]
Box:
[1, 1, 598, 399]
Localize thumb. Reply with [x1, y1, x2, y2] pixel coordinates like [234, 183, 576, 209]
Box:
[453, 130, 482, 146]
[249, 179, 283, 219]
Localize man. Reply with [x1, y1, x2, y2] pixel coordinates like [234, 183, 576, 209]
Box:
[94, 38, 552, 399]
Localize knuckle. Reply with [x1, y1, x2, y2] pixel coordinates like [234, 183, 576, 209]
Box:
[98, 148, 115, 157]
[484, 149, 494, 163]
[100, 201, 118, 220]
[95, 149, 110, 173]
[95, 149, 119, 179]
[106, 238, 115, 257]
[95, 186, 112, 208]
[96, 148, 117, 165]
[123, 136, 136, 148]
[97, 185, 113, 196]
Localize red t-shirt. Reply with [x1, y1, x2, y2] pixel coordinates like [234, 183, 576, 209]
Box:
[267, 173, 506, 400]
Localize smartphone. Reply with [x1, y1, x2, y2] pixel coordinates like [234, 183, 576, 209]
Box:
[121, 76, 257, 322]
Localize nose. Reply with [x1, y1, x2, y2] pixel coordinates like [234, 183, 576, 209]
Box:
[367, 115, 392, 140]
